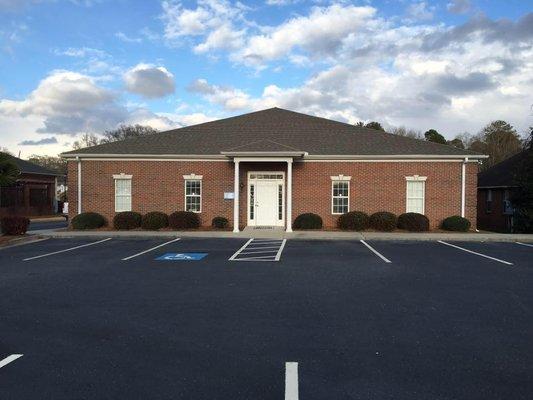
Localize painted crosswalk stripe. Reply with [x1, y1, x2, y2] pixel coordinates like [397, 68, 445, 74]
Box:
[438, 241, 513, 265]
[23, 238, 112, 261]
[0, 354, 23, 369]
[122, 238, 181, 260]
[360, 240, 392, 263]
[229, 238, 286, 261]
[285, 362, 299, 400]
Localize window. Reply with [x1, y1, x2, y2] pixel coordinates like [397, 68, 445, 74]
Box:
[331, 176, 350, 215]
[405, 176, 426, 214]
[249, 184, 255, 220]
[184, 175, 202, 213]
[278, 184, 283, 220]
[114, 174, 132, 212]
[486, 189, 492, 214]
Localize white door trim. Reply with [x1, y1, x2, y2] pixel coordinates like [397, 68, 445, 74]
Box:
[247, 171, 285, 227]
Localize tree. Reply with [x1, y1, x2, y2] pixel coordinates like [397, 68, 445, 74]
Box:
[364, 121, 385, 131]
[27, 155, 67, 176]
[447, 138, 465, 149]
[390, 126, 422, 139]
[479, 120, 523, 169]
[72, 133, 100, 150]
[0, 152, 20, 186]
[100, 124, 158, 144]
[511, 127, 533, 233]
[424, 129, 447, 145]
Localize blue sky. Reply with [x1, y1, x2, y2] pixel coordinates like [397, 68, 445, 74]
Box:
[1, 0, 532, 157]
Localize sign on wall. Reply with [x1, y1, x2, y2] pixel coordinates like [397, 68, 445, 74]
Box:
[224, 192, 235, 200]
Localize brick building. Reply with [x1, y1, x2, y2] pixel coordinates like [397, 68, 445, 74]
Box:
[477, 151, 526, 232]
[61, 108, 485, 231]
[0, 154, 59, 217]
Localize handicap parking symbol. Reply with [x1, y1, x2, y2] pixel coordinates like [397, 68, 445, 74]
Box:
[156, 253, 208, 261]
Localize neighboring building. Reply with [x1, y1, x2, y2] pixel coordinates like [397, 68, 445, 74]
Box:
[61, 108, 485, 231]
[477, 151, 526, 232]
[0, 155, 59, 217]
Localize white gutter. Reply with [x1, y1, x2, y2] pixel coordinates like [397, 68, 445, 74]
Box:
[61, 152, 488, 160]
[460, 158, 466, 217]
[77, 156, 82, 215]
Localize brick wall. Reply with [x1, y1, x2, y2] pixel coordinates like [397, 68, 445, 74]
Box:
[68, 159, 478, 230]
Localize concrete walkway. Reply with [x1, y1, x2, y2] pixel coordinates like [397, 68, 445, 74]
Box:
[34, 229, 533, 242]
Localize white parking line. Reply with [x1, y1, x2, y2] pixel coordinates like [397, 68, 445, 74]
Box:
[0, 354, 23, 369]
[516, 242, 533, 248]
[275, 239, 287, 261]
[23, 238, 112, 261]
[285, 362, 299, 400]
[121, 238, 181, 261]
[438, 241, 513, 265]
[360, 240, 392, 263]
[228, 238, 254, 261]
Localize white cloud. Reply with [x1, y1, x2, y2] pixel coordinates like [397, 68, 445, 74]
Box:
[447, 0, 471, 14]
[0, 70, 174, 138]
[54, 47, 107, 58]
[187, 78, 251, 110]
[406, 2, 434, 22]
[124, 63, 176, 98]
[115, 31, 142, 43]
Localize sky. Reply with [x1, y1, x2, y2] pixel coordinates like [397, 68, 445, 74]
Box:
[0, 0, 532, 158]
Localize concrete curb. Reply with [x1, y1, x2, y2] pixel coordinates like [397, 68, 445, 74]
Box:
[29, 216, 67, 223]
[36, 229, 533, 242]
[0, 236, 49, 250]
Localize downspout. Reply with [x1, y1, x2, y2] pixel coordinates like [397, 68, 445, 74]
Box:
[461, 157, 468, 218]
[77, 156, 82, 214]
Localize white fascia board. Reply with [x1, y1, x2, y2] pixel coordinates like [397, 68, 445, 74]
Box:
[221, 151, 307, 157]
[304, 154, 488, 160]
[60, 153, 227, 160]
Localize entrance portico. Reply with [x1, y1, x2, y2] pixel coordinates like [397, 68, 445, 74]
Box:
[221, 152, 305, 233]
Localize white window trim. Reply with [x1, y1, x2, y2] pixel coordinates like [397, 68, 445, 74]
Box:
[113, 174, 132, 212]
[184, 175, 203, 213]
[331, 178, 350, 215]
[405, 176, 426, 214]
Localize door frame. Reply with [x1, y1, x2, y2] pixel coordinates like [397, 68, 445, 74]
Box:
[247, 171, 285, 227]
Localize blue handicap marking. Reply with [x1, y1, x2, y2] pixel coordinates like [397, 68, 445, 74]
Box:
[156, 253, 208, 261]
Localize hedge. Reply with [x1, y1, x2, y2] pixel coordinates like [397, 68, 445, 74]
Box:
[369, 211, 397, 232]
[337, 211, 369, 231]
[293, 213, 323, 230]
[212, 216, 229, 229]
[441, 215, 471, 232]
[71, 212, 106, 230]
[141, 212, 169, 230]
[397, 212, 430, 232]
[168, 211, 200, 229]
[113, 211, 142, 230]
[1, 216, 30, 235]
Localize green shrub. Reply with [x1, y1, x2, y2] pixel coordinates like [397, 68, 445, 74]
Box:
[369, 212, 397, 232]
[212, 216, 229, 229]
[441, 215, 471, 232]
[337, 211, 369, 231]
[113, 211, 142, 230]
[141, 212, 169, 230]
[293, 213, 323, 230]
[71, 212, 106, 230]
[1, 216, 30, 235]
[168, 211, 200, 229]
[397, 212, 430, 232]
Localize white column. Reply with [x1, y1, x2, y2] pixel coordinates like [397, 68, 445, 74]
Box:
[233, 160, 240, 232]
[77, 156, 82, 214]
[286, 159, 293, 232]
[461, 157, 468, 218]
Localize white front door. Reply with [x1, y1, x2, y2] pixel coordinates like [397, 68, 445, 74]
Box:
[248, 172, 284, 227]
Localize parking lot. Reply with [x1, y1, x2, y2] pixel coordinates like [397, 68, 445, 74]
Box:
[1, 237, 532, 399]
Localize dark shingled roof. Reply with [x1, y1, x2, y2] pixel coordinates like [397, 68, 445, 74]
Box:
[478, 150, 527, 188]
[4, 154, 58, 176]
[62, 108, 482, 157]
